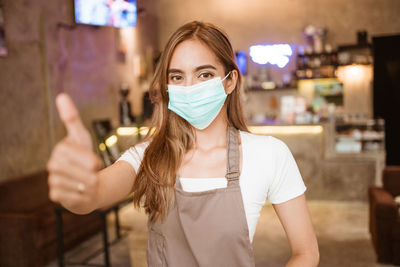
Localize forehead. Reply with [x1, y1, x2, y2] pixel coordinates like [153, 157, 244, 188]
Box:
[169, 39, 223, 70]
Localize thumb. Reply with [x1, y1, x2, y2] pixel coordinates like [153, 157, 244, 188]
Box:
[56, 93, 92, 150]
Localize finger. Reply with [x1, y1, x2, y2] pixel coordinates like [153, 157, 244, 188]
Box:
[48, 172, 86, 194]
[55, 93, 92, 150]
[48, 186, 91, 206]
[50, 140, 103, 172]
[47, 147, 101, 184]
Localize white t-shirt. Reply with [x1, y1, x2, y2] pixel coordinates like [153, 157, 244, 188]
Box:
[116, 130, 306, 243]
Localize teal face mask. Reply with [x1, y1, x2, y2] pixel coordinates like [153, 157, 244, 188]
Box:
[167, 72, 231, 130]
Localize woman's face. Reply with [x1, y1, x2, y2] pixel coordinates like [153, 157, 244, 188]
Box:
[167, 39, 237, 93]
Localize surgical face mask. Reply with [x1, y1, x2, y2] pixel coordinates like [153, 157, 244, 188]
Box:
[167, 72, 231, 130]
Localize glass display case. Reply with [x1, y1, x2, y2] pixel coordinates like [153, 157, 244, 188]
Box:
[334, 118, 385, 154]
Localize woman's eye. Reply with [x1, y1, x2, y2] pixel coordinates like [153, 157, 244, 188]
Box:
[199, 72, 214, 79]
[170, 75, 183, 82]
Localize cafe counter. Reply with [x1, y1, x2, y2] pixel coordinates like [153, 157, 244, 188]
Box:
[248, 123, 385, 201]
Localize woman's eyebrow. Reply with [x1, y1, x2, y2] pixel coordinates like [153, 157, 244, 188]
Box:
[168, 65, 216, 74]
[195, 64, 217, 72]
[167, 68, 183, 74]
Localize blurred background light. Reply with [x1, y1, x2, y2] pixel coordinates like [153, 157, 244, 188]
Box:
[249, 44, 293, 68]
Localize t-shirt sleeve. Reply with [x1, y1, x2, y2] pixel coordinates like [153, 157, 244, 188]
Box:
[115, 141, 149, 173]
[267, 137, 307, 204]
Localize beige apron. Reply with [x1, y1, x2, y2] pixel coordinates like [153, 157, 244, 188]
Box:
[147, 126, 256, 267]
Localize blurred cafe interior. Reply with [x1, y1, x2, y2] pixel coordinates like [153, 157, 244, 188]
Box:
[0, 0, 400, 266]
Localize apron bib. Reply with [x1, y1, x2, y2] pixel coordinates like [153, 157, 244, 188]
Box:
[147, 126, 255, 267]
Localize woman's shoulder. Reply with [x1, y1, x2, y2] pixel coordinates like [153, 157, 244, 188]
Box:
[122, 140, 150, 157]
[240, 130, 289, 152]
[132, 139, 150, 151]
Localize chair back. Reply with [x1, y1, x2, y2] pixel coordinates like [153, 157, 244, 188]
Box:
[383, 166, 400, 197]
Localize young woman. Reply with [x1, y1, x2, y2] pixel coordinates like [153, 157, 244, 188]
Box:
[47, 21, 319, 266]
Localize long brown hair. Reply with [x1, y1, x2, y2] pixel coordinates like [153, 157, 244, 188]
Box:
[132, 21, 248, 223]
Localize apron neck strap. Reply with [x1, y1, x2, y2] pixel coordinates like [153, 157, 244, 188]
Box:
[225, 126, 240, 181]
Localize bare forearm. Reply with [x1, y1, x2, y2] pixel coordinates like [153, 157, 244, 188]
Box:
[286, 253, 319, 267]
[273, 195, 319, 267]
[94, 161, 136, 210]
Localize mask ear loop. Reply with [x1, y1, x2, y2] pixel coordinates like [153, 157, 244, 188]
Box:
[222, 71, 232, 81]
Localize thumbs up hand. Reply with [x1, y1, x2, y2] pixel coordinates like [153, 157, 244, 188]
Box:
[46, 93, 103, 214]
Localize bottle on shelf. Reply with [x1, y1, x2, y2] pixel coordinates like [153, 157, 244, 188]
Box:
[119, 83, 135, 126]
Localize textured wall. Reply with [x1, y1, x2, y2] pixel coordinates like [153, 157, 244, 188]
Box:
[158, 0, 400, 51]
[0, 0, 158, 183]
[0, 0, 52, 182]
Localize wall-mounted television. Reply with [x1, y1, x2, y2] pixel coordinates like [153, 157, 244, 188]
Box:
[74, 0, 137, 28]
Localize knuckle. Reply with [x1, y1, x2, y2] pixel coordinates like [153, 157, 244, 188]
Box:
[55, 140, 70, 155]
[47, 175, 54, 187]
[49, 189, 59, 202]
[49, 176, 60, 188]
[54, 142, 64, 154]
[46, 160, 52, 172]
[46, 160, 57, 172]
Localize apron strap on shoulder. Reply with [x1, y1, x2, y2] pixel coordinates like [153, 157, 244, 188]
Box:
[225, 126, 240, 181]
